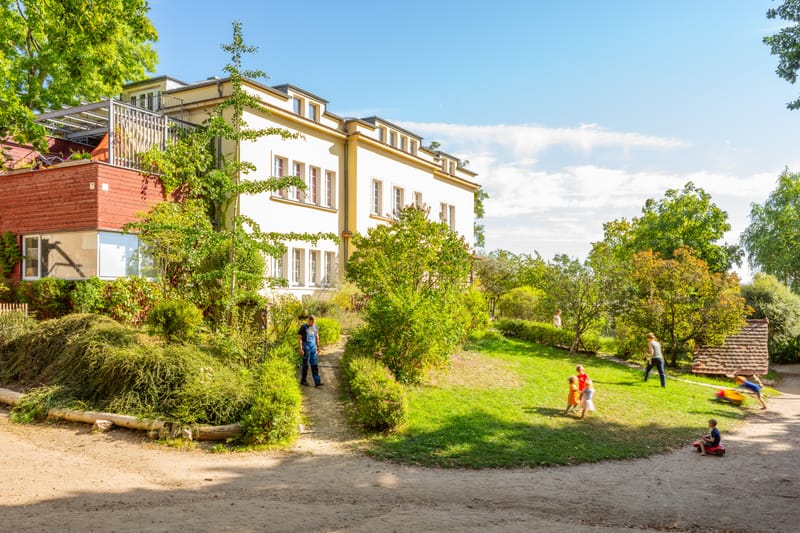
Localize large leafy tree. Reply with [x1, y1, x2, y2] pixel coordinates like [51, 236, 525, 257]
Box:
[625, 247, 748, 366]
[541, 255, 612, 355]
[741, 273, 800, 361]
[599, 182, 741, 273]
[0, 0, 158, 153]
[764, 0, 800, 110]
[346, 207, 472, 383]
[741, 169, 800, 292]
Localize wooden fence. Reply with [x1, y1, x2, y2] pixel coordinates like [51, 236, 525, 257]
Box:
[0, 303, 28, 316]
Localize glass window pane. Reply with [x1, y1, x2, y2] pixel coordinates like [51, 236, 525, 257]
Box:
[99, 231, 140, 278]
[24, 236, 39, 278]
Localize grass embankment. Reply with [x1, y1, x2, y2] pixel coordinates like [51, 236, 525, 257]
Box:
[367, 331, 753, 468]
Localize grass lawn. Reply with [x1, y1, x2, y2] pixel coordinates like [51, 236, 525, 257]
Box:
[366, 331, 756, 468]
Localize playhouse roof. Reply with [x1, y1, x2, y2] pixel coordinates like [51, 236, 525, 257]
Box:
[692, 319, 769, 377]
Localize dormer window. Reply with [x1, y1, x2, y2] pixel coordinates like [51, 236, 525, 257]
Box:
[389, 131, 397, 147]
[308, 102, 319, 122]
[292, 96, 303, 115]
[378, 126, 386, 143]
[409, 140, 417, 155]
[400, 136, 408, 151]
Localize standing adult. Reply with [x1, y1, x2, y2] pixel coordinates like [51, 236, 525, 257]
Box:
[298, 315, 323, 387]
[644, 332, 666, 387]
[553, 309, 562, 328]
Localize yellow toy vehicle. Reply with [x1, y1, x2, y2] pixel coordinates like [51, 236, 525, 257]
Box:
[716, 388, 745, 406]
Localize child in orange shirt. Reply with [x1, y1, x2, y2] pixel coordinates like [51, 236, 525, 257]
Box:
[565, 375, 580, 414]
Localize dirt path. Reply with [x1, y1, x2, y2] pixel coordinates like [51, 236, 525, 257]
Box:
[1, 348, 799, 533]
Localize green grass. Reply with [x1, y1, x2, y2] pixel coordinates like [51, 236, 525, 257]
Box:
[366, 332, 752, 468]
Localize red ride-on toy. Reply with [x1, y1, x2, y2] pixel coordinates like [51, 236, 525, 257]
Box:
[716, 388, 745, 406]
[692, 440, 726, 456]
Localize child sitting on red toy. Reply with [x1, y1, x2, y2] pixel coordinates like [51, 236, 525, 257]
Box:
[698, 419, 721, 456]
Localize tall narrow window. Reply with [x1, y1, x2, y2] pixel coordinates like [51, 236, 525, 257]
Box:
[409, 140, 417, 155]
[400, 136, 408, 152]
[292, 162, 304, 201]
[274, 156, 287, 197]
[23, 236, 40, 278]
[325, 171, 335, 208]
[371, 180, 383, 215]
[440, 202, 448, 223]
[273, 255, 284, 280]
[389, 131, 397, 147]
[292, 249, 303, 286]
[392, 186, 404, 217]
[309, 167, 319, 204]
[292, 96, 302, 115]
[324, 252, 336, 286]
[308, 103, 319, 121]
[449, 161, 456, 174]
[378, 127, 386, 142]
[414, 192, 423, 208]
[309, 250, 319, 286]
[448, 205, 456, 231]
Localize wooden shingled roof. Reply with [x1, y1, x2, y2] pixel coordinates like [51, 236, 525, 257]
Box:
[692, 319, 769, 377]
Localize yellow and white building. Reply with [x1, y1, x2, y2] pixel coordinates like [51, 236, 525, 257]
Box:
[123, 76, 480, 297]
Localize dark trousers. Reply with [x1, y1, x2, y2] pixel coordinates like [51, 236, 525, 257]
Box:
[301, 346, 321, 385]
[645, 357, 666, 387]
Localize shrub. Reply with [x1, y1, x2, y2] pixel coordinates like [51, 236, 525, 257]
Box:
[69, 277, 106, 314]
[496, 286, 546, 321]
[264, 294, 303, 347]
[0, 230, 21, 278]
[342, 341, 407, 431]
[16, 278, 73, 319]
[0, 311, 36, 346]
[239, 357, 301, 445]
[495, 318, 601, 353]
[146, 299, 204, 343]
[104, 276, 160, 326]
[316, 316, 341, 347]
[460, 286, 490, 333]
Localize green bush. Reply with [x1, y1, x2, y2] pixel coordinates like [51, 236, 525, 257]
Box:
[496, 286, 546, 321]
[104, 276, 160, 326]
[16, 278, 73, 319]
[146, 299, 204, 343]
[0, 315, 257, 427]
[316, 316, 341, 347]
[460, 287, 490, 333]
[495, 318, 601, 353]
[239, 357, 301, 444]
[69, 277, 106, 314]
[0, 311, 36, 346]
[342, 341, 407, 431]
[0, 230, 21, 278]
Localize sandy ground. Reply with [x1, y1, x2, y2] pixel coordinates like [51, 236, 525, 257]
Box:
[1, 345, 799, 533]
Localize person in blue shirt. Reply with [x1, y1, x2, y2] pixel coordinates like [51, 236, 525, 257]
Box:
[736, 375, 767, 410]
[298, 315, 323, 387]
[698, 419, 721, 455]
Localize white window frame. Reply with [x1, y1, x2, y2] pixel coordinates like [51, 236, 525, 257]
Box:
[292, 161, 305, 201]
[371, 179, 383, 215]
[324, 251, 336, 287]
[325, 170, 336, 208]
[414, 191, 423, 209]
[292, 96, 303, 115]
[389, 131, 397, 147]
[292, 248, 304, 286]
[308, 102, 319, 121]
[448, 205, 456, 231]
[274, 155, 287, 197]
[309, 166, 320, 205]
[309, 250, 320, 286]
[392, 186, 404, 217]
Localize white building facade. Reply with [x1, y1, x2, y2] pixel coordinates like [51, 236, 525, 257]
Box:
[124, 77, 480, 298]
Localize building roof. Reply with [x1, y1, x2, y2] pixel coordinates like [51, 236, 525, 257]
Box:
[271, 83, 329, 104]
[692, 319, 769, 376]
[123, 75, 189, 89]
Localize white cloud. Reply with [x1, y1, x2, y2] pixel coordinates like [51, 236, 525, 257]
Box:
[399, 120, 779, 283]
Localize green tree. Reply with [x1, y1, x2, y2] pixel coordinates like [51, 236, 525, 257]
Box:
[741, 273, 800, 361]
[626, 247, 748, 366]
[495, 286, 547, 321]
[741, 169, 800, 292]
[599, 182, 741, 273]
[0, 0, 158, 155]
[346, 206, 472, 382]
[541, 255, 609, 354]
[764, 0, 800, 110]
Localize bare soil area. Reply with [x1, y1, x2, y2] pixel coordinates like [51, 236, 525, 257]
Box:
[1, 344, 799, 533]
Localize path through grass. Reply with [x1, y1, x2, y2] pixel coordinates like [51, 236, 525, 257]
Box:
[367, 332, 750, 468]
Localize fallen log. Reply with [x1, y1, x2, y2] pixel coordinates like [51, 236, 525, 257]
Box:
[196, 423, 241, 441]
[0, 388, 23, 406]
[47, 408, 166, 432]
[0, 387, 240, 441]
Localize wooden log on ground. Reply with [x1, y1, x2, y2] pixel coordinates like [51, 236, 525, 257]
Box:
[47, 408, 166, 432]
[0, 388, 24, 406]
[196, 423, 241, 441]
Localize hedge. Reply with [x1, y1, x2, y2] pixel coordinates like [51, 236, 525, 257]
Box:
[494, 318, 601, 353]
[315, 316, 341, 347]
[341, 339, 407, 431]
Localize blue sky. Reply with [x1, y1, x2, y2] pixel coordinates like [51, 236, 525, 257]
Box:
[148, 1, 800, 280]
